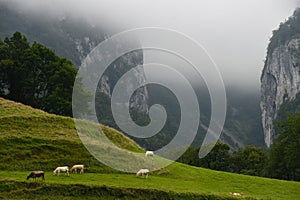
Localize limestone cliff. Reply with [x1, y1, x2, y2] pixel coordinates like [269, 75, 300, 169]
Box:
[260, 8, 300, 147]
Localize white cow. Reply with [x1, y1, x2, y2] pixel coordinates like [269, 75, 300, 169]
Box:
[145, 151, 154, 158]
[70, 164, 84, 174]
[229, 192, 243, 196]
[53, 166, 69, 176]
[136, 169, 150, 178]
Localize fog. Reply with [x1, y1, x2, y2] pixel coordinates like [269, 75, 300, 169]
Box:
[3, 0, 300, 89]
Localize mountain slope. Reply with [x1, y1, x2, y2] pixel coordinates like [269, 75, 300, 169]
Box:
[0, 1, 149, 115]
[261, 8, 300, 147]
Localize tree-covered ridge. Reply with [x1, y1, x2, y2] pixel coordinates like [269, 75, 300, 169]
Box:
[0, 32, 79, 116]
[267, 8, 300, 55]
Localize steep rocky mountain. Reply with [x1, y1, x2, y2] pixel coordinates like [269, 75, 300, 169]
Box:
[0, 2, 265, 150]
[261, 8, 300, 147]
[0, 2, 148, 114]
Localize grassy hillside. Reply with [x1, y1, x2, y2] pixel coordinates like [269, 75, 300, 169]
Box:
[0, 97, 143, 172]
[0, 97, 299, 199]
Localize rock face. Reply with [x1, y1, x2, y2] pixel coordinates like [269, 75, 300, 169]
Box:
[261, 38, 300, 147]
[57, 19, 149, 113]
[261, 9, 300, 147]
[64, 26, 149, 113]
[97, 50, 149, 113]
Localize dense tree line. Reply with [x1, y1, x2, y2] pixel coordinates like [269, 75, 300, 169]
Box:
[0, 32, 82, 116]
[178, 112, 300, 181]
[177, 142, 267, 177]
[268, 112, 300, 181]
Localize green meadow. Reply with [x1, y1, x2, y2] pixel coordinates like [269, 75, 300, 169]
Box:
[0, 97, 299, 199]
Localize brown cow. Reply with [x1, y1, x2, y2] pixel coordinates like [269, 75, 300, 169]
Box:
[27, 171, 45, 181]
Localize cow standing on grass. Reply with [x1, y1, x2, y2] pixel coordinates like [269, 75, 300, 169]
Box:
[145, 151, 154, 159]
[27, 171, 45, 181]
[229, 192, 243, 196]
[70, 164, 84, 174]
[53, 166, 69, 176]
[136, 169, 150, 178]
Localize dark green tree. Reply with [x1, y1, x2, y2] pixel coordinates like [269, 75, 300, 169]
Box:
[176, 146, 198, 166]
[177, 142, 231, 171]
[231, 146, 267, 176]
[268, 112, 300, 181]
[0, 32, 30, 102]
[198, 142, 231, 171]
[0, 32, 83, 116]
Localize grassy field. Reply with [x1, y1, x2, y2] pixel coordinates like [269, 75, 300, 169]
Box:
[0, 97, 299, 199]
[0, 166, 299, 199]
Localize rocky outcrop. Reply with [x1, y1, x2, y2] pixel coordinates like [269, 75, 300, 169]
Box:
[261, 20, 300, 147]
[62, 20, 149, 113]
[97, 50, 149, 113]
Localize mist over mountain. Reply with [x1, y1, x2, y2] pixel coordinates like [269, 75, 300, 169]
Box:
[0, 1, 149, 117]
[3, 0, 299, 89]
[12, 1, 300, 150]
[0, 1, 267, 149]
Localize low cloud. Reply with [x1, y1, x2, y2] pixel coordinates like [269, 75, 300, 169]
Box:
[3, 0, 299, 89]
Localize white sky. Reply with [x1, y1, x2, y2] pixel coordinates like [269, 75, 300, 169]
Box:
[5, 0, 300, 89]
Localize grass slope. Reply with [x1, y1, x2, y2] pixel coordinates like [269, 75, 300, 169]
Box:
[0, 97, 299, 199]
[0, 97, 143, 172]
[0, 97, 142, 150]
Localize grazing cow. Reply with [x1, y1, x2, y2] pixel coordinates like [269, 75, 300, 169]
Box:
[53, 166, 69, 176]
[229, 192, 243, 196]
[70, 164, 84, 174]
[145, 151, 154, 158]
[27, 171, 45, 181]
[136, 169, 150, 178]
